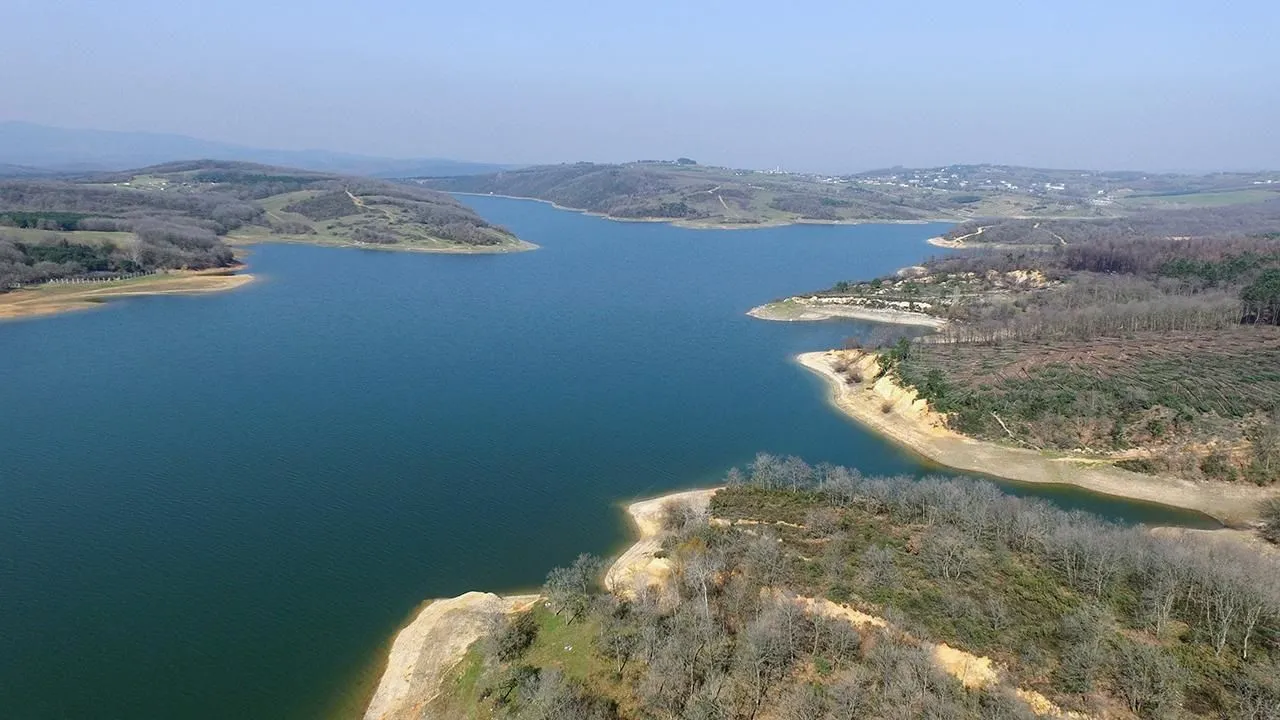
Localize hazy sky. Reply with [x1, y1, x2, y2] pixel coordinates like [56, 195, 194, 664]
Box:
[3, 0, 1277, 172]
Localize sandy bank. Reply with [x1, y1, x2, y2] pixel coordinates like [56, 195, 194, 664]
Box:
[362, 592, 540, 720]
[0, 269, 254, 322]
[748, 298, 947, 329]
[927, 225, 988, 249]
[798, 349, 1277, 525]
[605, 488, 719, 597]
[363, 487, 719, 720]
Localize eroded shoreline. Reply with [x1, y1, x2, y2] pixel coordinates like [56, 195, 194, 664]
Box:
[798, 349, 1276, 525]
[0, 268, 255, 322]
[747, 298, 948, 328]
[361, 487, 718, 720]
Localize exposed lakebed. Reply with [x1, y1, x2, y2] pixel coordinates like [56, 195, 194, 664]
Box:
[0, 196, 1216, 719]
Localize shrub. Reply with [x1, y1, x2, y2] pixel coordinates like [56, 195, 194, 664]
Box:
[1261, 497, 1280, 544]
[492, 611, 538, 661]
[1200, 451, 1238, 482]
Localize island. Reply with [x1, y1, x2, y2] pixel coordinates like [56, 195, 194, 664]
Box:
[419, 161, 1280, 228]
[0, 160, 534, 320]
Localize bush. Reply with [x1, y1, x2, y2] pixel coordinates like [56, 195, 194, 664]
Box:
[1200, 451, 1238, 482]
[493, 611, 539, 661]
[1261, 497, 1280, 544]
[1111, 640, 1184, 718]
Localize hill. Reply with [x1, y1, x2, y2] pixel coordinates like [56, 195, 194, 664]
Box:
[422, 459, 1280, 720]
[0, 160, 530, 293]
[753, 199, 1280, 491]
[0, 121, 511, 177]
[421, 162, 1280, 227]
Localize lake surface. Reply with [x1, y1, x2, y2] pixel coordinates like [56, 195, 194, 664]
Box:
[0, 196, 1216, 719]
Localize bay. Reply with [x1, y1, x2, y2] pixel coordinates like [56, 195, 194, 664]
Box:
[0, 196, 1214, 719]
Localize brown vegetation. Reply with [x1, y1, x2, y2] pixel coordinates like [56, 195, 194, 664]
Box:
[440, 457, 1280, 719]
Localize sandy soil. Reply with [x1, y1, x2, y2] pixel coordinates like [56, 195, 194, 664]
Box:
[362, 592, 540, 720]
[747, 300, 948, 329]
[786, 593, 1084, 718]
[363, 488, 719, 720]
[798, 349, 1278, 525]
[927, 225, 988, 248]
[0, 270, 254, 321]
[605, 488, 719, 598]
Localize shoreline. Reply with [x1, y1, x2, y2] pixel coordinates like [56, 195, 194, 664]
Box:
[797, 349, 1277, 526]
[747, 298, 948, 329]
[448, 191, 960, 230]
[360, 487, 718, 720]
[227, 234, 539, 254]
[0, 267, 255, 322]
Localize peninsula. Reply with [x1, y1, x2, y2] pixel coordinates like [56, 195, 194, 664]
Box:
[376, 458, 1280, 720]
[0, 160, 533, 320]
[751, 198, 1280, 525]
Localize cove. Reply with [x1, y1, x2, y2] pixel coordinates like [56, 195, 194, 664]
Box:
[0, 195, 1216, 719]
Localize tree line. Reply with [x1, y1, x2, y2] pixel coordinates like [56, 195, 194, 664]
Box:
[455, 456, 1279, 720]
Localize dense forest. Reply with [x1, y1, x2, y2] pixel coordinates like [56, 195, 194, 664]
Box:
[433, 457, 1280, 720]
[0, 160, 522, 290]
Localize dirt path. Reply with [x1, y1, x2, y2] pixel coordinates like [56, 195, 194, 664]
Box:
[928, 225, 988, 248]
[797, 349, 1277, 525]
[363, 592, 539, 720]
[605, 488, 719, 598]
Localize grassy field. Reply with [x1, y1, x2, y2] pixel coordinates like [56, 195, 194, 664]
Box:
[428, 604, 623, 719]
[0, 227, 138, 247]
[1118, 188, 1280, 209]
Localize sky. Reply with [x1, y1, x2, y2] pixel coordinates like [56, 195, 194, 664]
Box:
[3, 0, 1277, 173]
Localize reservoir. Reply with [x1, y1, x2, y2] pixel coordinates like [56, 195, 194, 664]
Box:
[0, 196, 1216, 719]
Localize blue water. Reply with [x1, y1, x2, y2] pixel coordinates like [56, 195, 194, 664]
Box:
[0, 196, 1215, 719]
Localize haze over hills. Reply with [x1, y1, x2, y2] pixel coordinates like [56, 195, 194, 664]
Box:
[422, 161, 1280, 227]
[0, 122, 512, 178]
[0, 159, 529, 296]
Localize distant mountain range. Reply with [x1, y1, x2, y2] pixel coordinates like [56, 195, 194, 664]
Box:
[0, 121, 511, 178]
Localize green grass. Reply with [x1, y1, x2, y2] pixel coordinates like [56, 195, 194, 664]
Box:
[521, 605, 606, 683]
[1120, 189, 1279, 208]
[429, 645, 498, 720]
[1, 227, 137, 246]
[431, 604, 622, 719]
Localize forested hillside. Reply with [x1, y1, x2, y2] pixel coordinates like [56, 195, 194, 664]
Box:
[419, 162, 1092, 226]
[0, 161, 526, 289]
[423, 162, 1280, 228]
[431, 457, 1280, 720]
[766, 201, 1280, 484]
